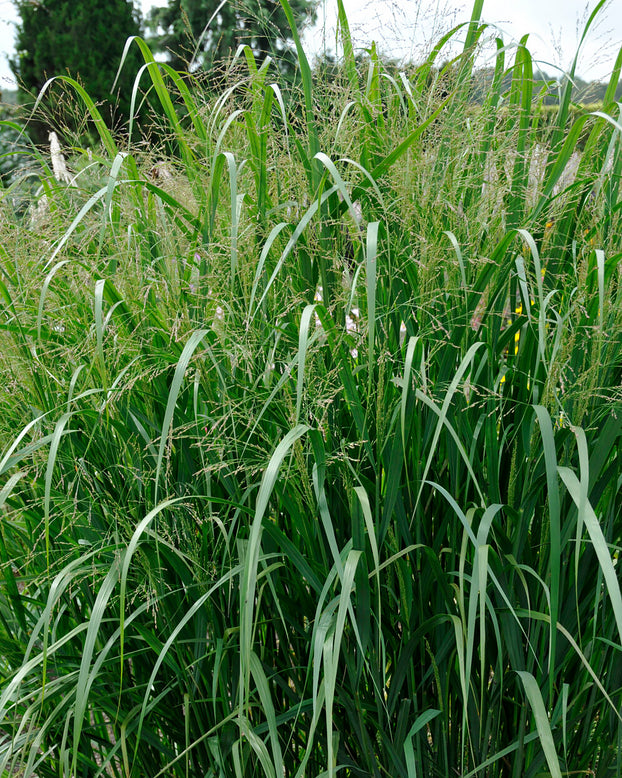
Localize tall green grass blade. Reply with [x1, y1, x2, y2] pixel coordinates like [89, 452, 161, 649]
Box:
[98, 151, 128, 264]
[0, 472, 28, 633]
[119, 37, 196, 168]
[278, 0, 319, 186]
[43, 412, 72, 572]
[251, 185, 339, 318]
[70, 557, 121, 778]
[516, 671, 562, 778]
[249, 651, 284, 776]
[239, 425, 309, 713]
[464, 0, 484, 52]
[404, 709, 441, 778]
[295, 304, 316, 426]
[324, 549, 361, 778]
[559, 462, 622, 645]
[154, 330, 209, 503]
[533, 405, 560, 699]
[94, 279, 107, 385]
[248, 221, 290, 317]
[415, 343, 486, 512]
[366, 222, 379, 395]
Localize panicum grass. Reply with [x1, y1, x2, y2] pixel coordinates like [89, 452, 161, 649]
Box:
[0, 1, 622, 776]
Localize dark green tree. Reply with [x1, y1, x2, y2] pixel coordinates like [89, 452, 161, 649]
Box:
[10, 0, 144, 141]
[145, 0, 317, 73]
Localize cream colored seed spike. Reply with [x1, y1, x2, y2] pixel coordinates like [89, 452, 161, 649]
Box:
[48, 131, 76, 186]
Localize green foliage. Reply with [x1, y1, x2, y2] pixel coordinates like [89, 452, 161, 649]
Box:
[10, 0, 144, 142]
[145, 0, 317, 72]
[0, 1, 622, 776]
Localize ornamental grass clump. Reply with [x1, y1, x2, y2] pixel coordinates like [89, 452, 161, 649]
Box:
[0, 0, 621, 776]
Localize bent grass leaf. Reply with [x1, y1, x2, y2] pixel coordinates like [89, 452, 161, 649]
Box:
[516, 671, 562, 778]
[239, 425, 309, 714]
[558, 464, 622, 646]
[154, 330, 210, 504]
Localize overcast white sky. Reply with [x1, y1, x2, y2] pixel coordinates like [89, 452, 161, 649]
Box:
[0, 0, 620, 90]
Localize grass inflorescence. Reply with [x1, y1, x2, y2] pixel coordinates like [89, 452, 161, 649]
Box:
[0, 1, 622, 776]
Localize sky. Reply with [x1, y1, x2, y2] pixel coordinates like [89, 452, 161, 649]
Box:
[0, 0, 620, 91]
[307, 0, 622, 81]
